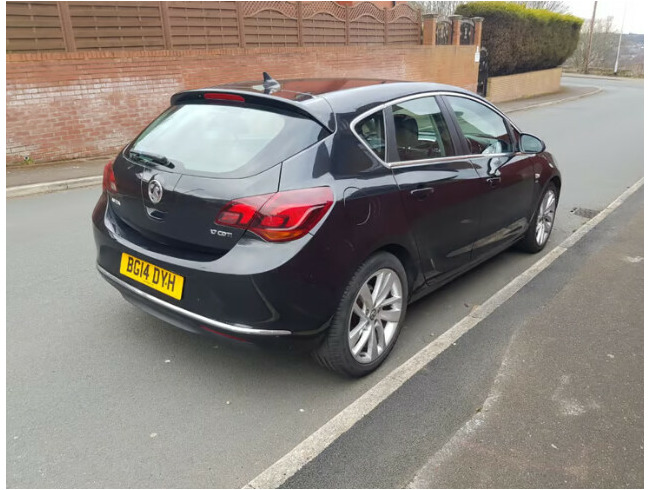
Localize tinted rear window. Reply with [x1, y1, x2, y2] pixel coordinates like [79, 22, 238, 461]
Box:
[129, 103, 329, 177]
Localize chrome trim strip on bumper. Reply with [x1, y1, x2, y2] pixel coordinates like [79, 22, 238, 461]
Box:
[97, 265, 293, 336]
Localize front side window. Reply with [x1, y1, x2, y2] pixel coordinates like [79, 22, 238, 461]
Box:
[390, 96, 454, 162]
[355, 111, 386, 161]
[445, 96, 513, 155]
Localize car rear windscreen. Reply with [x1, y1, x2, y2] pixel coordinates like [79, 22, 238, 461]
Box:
[129, 103, 329, 177]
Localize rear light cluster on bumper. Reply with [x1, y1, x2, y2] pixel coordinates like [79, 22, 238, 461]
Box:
[215, 187, 334, 242]
[103, 161, 117, 193]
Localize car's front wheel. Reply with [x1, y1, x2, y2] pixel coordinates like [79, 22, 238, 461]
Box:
[313, 252, 408, 377]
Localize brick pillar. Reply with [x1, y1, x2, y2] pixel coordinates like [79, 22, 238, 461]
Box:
[450, 15, 461, 46]
[422, 14, 438, 46]
[473, 17, 483, 47]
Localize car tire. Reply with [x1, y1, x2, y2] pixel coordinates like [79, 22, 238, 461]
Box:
[518, 183, 558, 253]
[313, 252, 408, 377]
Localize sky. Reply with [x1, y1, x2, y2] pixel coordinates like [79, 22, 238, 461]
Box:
[565, 1, 646, 35]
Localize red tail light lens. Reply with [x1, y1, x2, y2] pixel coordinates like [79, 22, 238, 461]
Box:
[102, 161, 117, 193]
[215, 187, 334, 242]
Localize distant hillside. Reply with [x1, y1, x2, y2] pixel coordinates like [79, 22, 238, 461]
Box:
[564, 26, 644, 76]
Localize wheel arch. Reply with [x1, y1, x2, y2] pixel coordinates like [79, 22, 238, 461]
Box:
[372, 243, 419, 297]
[550, 175, 561, 195]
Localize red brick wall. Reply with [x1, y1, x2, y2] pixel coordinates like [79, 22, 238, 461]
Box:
[6, 45, 478, 164]
[487, 67, 562, 103]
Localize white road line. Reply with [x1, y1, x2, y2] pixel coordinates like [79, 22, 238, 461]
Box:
[245, 177, 644, 490]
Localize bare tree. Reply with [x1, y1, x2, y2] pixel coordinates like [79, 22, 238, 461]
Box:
[408, 1, 463, 17]
[409, 0, 569, 16]
[518, 1, 571, 14]
[409, 1, 570, 16]
[565, 17, 620, 72]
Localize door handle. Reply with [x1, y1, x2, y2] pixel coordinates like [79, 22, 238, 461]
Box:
[410, 187, 434, 200]
[486, 176, 501, 188]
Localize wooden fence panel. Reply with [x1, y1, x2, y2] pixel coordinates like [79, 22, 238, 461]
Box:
[302, 2, 346, 46]
[6, 2, 66, 52]
[167, 1, 239, 49]
[386, 4, 420, 45]
[68, 2, 164, 51]
[7, 1, 427, 53]
[348, 3, 384, 45]
[241, 2, 299, 47]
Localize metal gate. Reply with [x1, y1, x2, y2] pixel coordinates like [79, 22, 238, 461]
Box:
[477, 47, 489, 97]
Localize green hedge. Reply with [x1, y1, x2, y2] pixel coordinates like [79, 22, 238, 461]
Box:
[455, 2, 583, 76]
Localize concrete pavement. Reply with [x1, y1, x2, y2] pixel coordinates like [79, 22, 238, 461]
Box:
[5, 82, 599, 196]
[409, 190, 644, 488]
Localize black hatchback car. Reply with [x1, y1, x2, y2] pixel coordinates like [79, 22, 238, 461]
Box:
[93, 77, 560, 376]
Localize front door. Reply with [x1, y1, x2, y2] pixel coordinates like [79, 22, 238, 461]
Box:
[441, 95, 535, 262]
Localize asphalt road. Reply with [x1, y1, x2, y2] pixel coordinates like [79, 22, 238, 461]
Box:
[6, 76, 643, 488]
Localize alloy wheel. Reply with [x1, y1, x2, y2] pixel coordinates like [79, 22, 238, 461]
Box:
[348, 268, 403, 364]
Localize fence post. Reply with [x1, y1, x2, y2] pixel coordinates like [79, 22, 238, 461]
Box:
[160, 2, 172, 50]
[296, 2, 304, 46]
[422, 14, 437, 46]
[472, 17, 483, 47]
[57, 2, 76, 52]
[345, 7, 350, 45]
[450, 15, 461, 46]
[236, 2, 246, 48]
[384, 8, 389, 45]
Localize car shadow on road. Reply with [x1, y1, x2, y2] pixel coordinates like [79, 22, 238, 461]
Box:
[109, 247, 533, 393]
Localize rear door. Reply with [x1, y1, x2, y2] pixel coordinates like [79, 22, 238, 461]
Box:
[109, 100, 329, 255]
[441, 94, 535, 261]
[387, 94, 483, 283]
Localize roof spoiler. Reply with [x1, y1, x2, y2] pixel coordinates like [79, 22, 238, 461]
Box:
[170, 89, 335, 132]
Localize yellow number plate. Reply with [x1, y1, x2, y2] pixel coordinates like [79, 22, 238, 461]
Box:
[119, 253, 184, 300]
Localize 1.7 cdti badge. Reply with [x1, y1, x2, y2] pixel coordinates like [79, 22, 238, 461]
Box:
[119, 253, 184, 300]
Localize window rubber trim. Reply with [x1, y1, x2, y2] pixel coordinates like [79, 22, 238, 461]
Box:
[350, 90, 524, 169]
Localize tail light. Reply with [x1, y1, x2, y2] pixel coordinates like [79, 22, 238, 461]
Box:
[215, 187, 334, 242]
[102, 161, 117, 193]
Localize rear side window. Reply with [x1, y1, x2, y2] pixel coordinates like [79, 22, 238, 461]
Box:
[130, 103, 329, 177]
[355, 111, 385, 161]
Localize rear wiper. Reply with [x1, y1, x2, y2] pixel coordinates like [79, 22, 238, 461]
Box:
[129, 150, 174, 168]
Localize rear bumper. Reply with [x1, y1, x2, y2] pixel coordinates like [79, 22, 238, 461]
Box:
[92, 193, 343, 344]
[97, 265, 292, 337]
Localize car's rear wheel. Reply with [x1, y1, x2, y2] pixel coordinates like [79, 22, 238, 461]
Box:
[518, 183, 558, 253]
[313, 252, 408, 377]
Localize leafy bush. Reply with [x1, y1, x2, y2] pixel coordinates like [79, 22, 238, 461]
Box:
[455, 2, 583, 76]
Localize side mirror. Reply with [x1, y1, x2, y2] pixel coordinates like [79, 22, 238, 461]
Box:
[519, 134, 546, 154]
